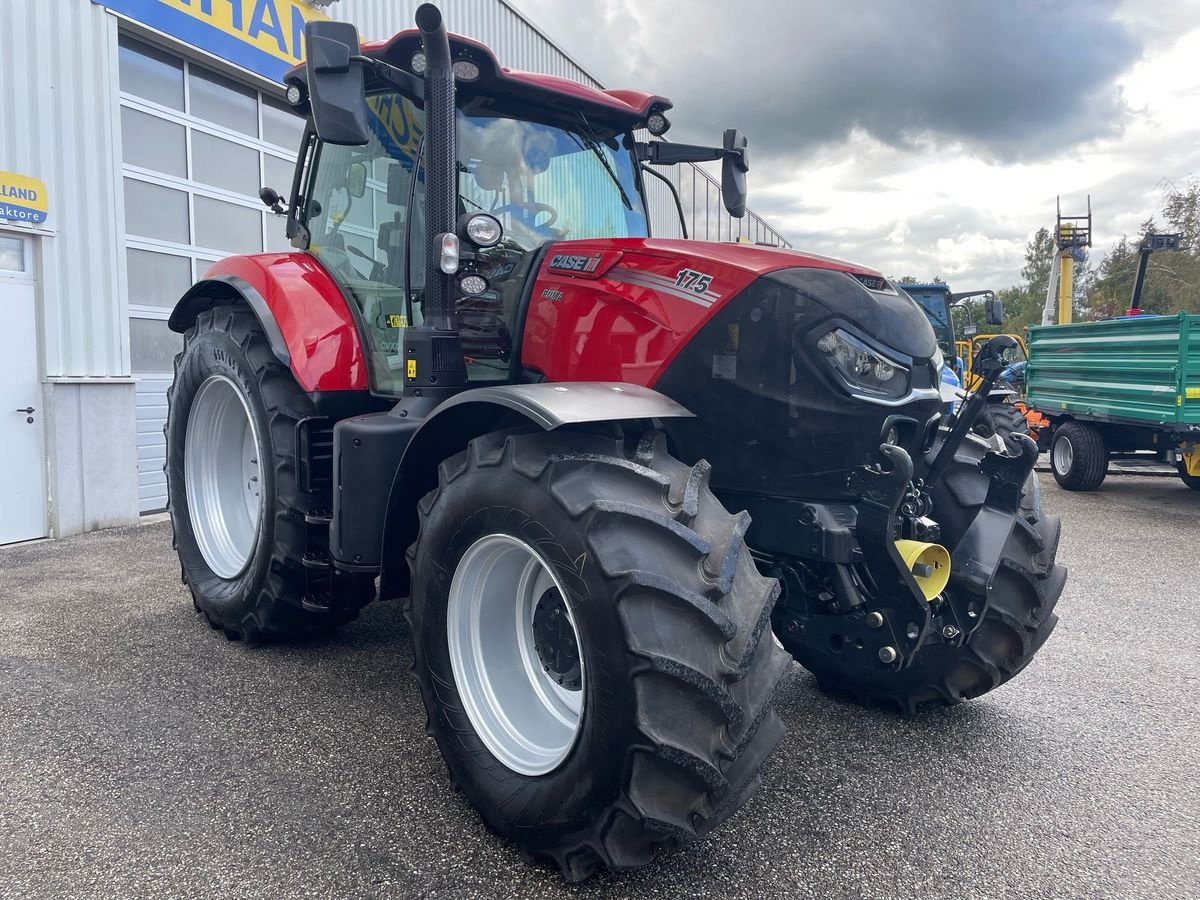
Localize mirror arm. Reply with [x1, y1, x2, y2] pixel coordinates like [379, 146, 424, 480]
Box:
[351, 55, 425, 98]
[948, 289, 995, 304]
[636, 140, 727, 166]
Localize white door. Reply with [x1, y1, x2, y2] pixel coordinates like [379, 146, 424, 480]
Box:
[0, 234, 47, 544]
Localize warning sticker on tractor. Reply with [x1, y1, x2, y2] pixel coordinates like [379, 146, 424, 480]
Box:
[407, 359, 417, 379]
[386, 314, 407, 328]
[1187, 387, 1200, 399]
[712, 353, 737, 380]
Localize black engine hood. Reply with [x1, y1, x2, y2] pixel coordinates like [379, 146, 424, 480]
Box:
[766, 268, 938, 362]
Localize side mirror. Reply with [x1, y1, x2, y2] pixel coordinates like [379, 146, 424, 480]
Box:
[347, 161, 367, 198]
[305, 21, 370, 146]
[974, 334, 1018, 379]
[985, 296, 1004, 325]
[721, 129, 749, 219]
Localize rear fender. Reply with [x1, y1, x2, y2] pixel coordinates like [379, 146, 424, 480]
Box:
[373, 383, 692, 599]
[167, 253, 367, 393]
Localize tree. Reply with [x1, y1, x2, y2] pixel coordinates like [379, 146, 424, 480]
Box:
[1162, 178, 1200, 248]
[994, 228, 1053, 330]
[1084, 181, 1200, 317]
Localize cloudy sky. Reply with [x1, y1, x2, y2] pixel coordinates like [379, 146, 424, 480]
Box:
[511, 0, 1200, 288]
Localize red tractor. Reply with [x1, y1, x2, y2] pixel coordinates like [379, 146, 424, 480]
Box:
[165, 5, 1065, 880]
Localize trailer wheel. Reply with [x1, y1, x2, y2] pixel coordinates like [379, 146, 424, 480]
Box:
[166, 305, 374, 642]
[795, 436, 1064, 712]
[1050, 421, 1108, 491]
[406, 428, 792, 880]
[1178, 462, 1200, 491]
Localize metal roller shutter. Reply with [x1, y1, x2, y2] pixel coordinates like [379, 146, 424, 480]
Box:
[117, 33, 303, 511]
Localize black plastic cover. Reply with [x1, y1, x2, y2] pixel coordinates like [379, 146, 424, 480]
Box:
[655, 268, 941, 504]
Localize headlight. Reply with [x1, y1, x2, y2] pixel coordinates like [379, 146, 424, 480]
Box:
[462, 213, 503, 247]
[816, 328, 910, 401]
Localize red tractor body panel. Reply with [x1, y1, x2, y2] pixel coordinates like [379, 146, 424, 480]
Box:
[521, 238, 879, 385]
[203, 253, 368, 392]
[206, 239, 881, 395]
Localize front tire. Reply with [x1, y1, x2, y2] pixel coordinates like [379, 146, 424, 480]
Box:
[1050, 421, 1108, 491]
[974, 402, 1031, 451]
[1178, 462, 1200, 491]
[166, 305, 373, 641]
[407, 428, 792, 880]
[791, 435, 1065, 712]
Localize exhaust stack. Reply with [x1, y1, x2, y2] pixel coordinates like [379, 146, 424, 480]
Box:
[416, 3, 456, 331]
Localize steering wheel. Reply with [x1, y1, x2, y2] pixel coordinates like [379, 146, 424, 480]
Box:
[347, 244, 384, 282]
[490, 201, 558, 229]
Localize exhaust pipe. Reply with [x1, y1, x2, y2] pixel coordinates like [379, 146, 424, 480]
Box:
[416, 3, 456, 330]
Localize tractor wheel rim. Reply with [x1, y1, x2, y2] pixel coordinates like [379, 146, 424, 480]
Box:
[1053, 435, 1074, 474]
[447, 534, 585, 776]
[184, 374, 263, 579]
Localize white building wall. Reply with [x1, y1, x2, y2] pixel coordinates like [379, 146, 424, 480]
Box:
[1, 0, 139, 537]
[0, 0, 129, 378]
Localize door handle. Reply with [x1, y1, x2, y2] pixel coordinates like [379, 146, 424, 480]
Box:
[15, 407, 35, 414]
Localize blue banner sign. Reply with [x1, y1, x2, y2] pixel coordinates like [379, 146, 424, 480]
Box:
[91, 0, 330, 83]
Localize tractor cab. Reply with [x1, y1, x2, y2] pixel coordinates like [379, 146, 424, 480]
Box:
[299, 94, 649, 388]
[900, 283, 1006, 376]
[281, 19, 748, 395]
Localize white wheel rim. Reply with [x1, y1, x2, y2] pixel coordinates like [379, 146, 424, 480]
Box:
[446, 534, 585, 776]
[184, 374, 263, 579]
[1053, 435, 1074, 475]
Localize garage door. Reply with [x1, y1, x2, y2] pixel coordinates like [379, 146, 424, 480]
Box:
[118, 34, 303, 511]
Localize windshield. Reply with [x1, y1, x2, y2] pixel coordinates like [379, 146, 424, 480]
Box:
[904, 290, 954, 358]
[303, 92, 648, 394]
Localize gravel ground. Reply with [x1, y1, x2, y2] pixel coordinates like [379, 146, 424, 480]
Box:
[1, 475, 1198, 900]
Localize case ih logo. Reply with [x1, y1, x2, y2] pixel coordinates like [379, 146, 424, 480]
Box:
[549, 253, 602, 273]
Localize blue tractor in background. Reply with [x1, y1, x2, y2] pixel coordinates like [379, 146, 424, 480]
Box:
[901, 283, 1030, 443]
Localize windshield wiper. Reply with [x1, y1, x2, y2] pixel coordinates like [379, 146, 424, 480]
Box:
[572, 112, 633, 211]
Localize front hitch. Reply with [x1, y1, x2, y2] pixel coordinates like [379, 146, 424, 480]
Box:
[839, 443, 947, 668]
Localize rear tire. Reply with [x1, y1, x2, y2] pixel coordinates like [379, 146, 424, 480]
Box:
[1050, 421, 1108, 491]
[166, 305, 374, 642]
[406, 428, 792, 880]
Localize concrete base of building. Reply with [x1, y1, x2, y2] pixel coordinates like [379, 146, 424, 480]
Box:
[43, 380, 140, 537]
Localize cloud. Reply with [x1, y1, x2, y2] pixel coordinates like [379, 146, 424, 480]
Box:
[507, 0, 1199, 288]
[516, 0, 1141, 164]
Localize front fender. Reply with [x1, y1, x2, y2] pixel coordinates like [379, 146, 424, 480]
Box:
[368, 383, 692, 599]
[424, 381, 693, 429]
[168, 253, 367, 393]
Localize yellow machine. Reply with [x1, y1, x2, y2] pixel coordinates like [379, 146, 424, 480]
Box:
[960, 333, 1028, 392]
[1040, 196, 1092, 326]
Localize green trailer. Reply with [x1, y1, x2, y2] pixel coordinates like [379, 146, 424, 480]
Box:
[1027, 311, 1200, 491]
